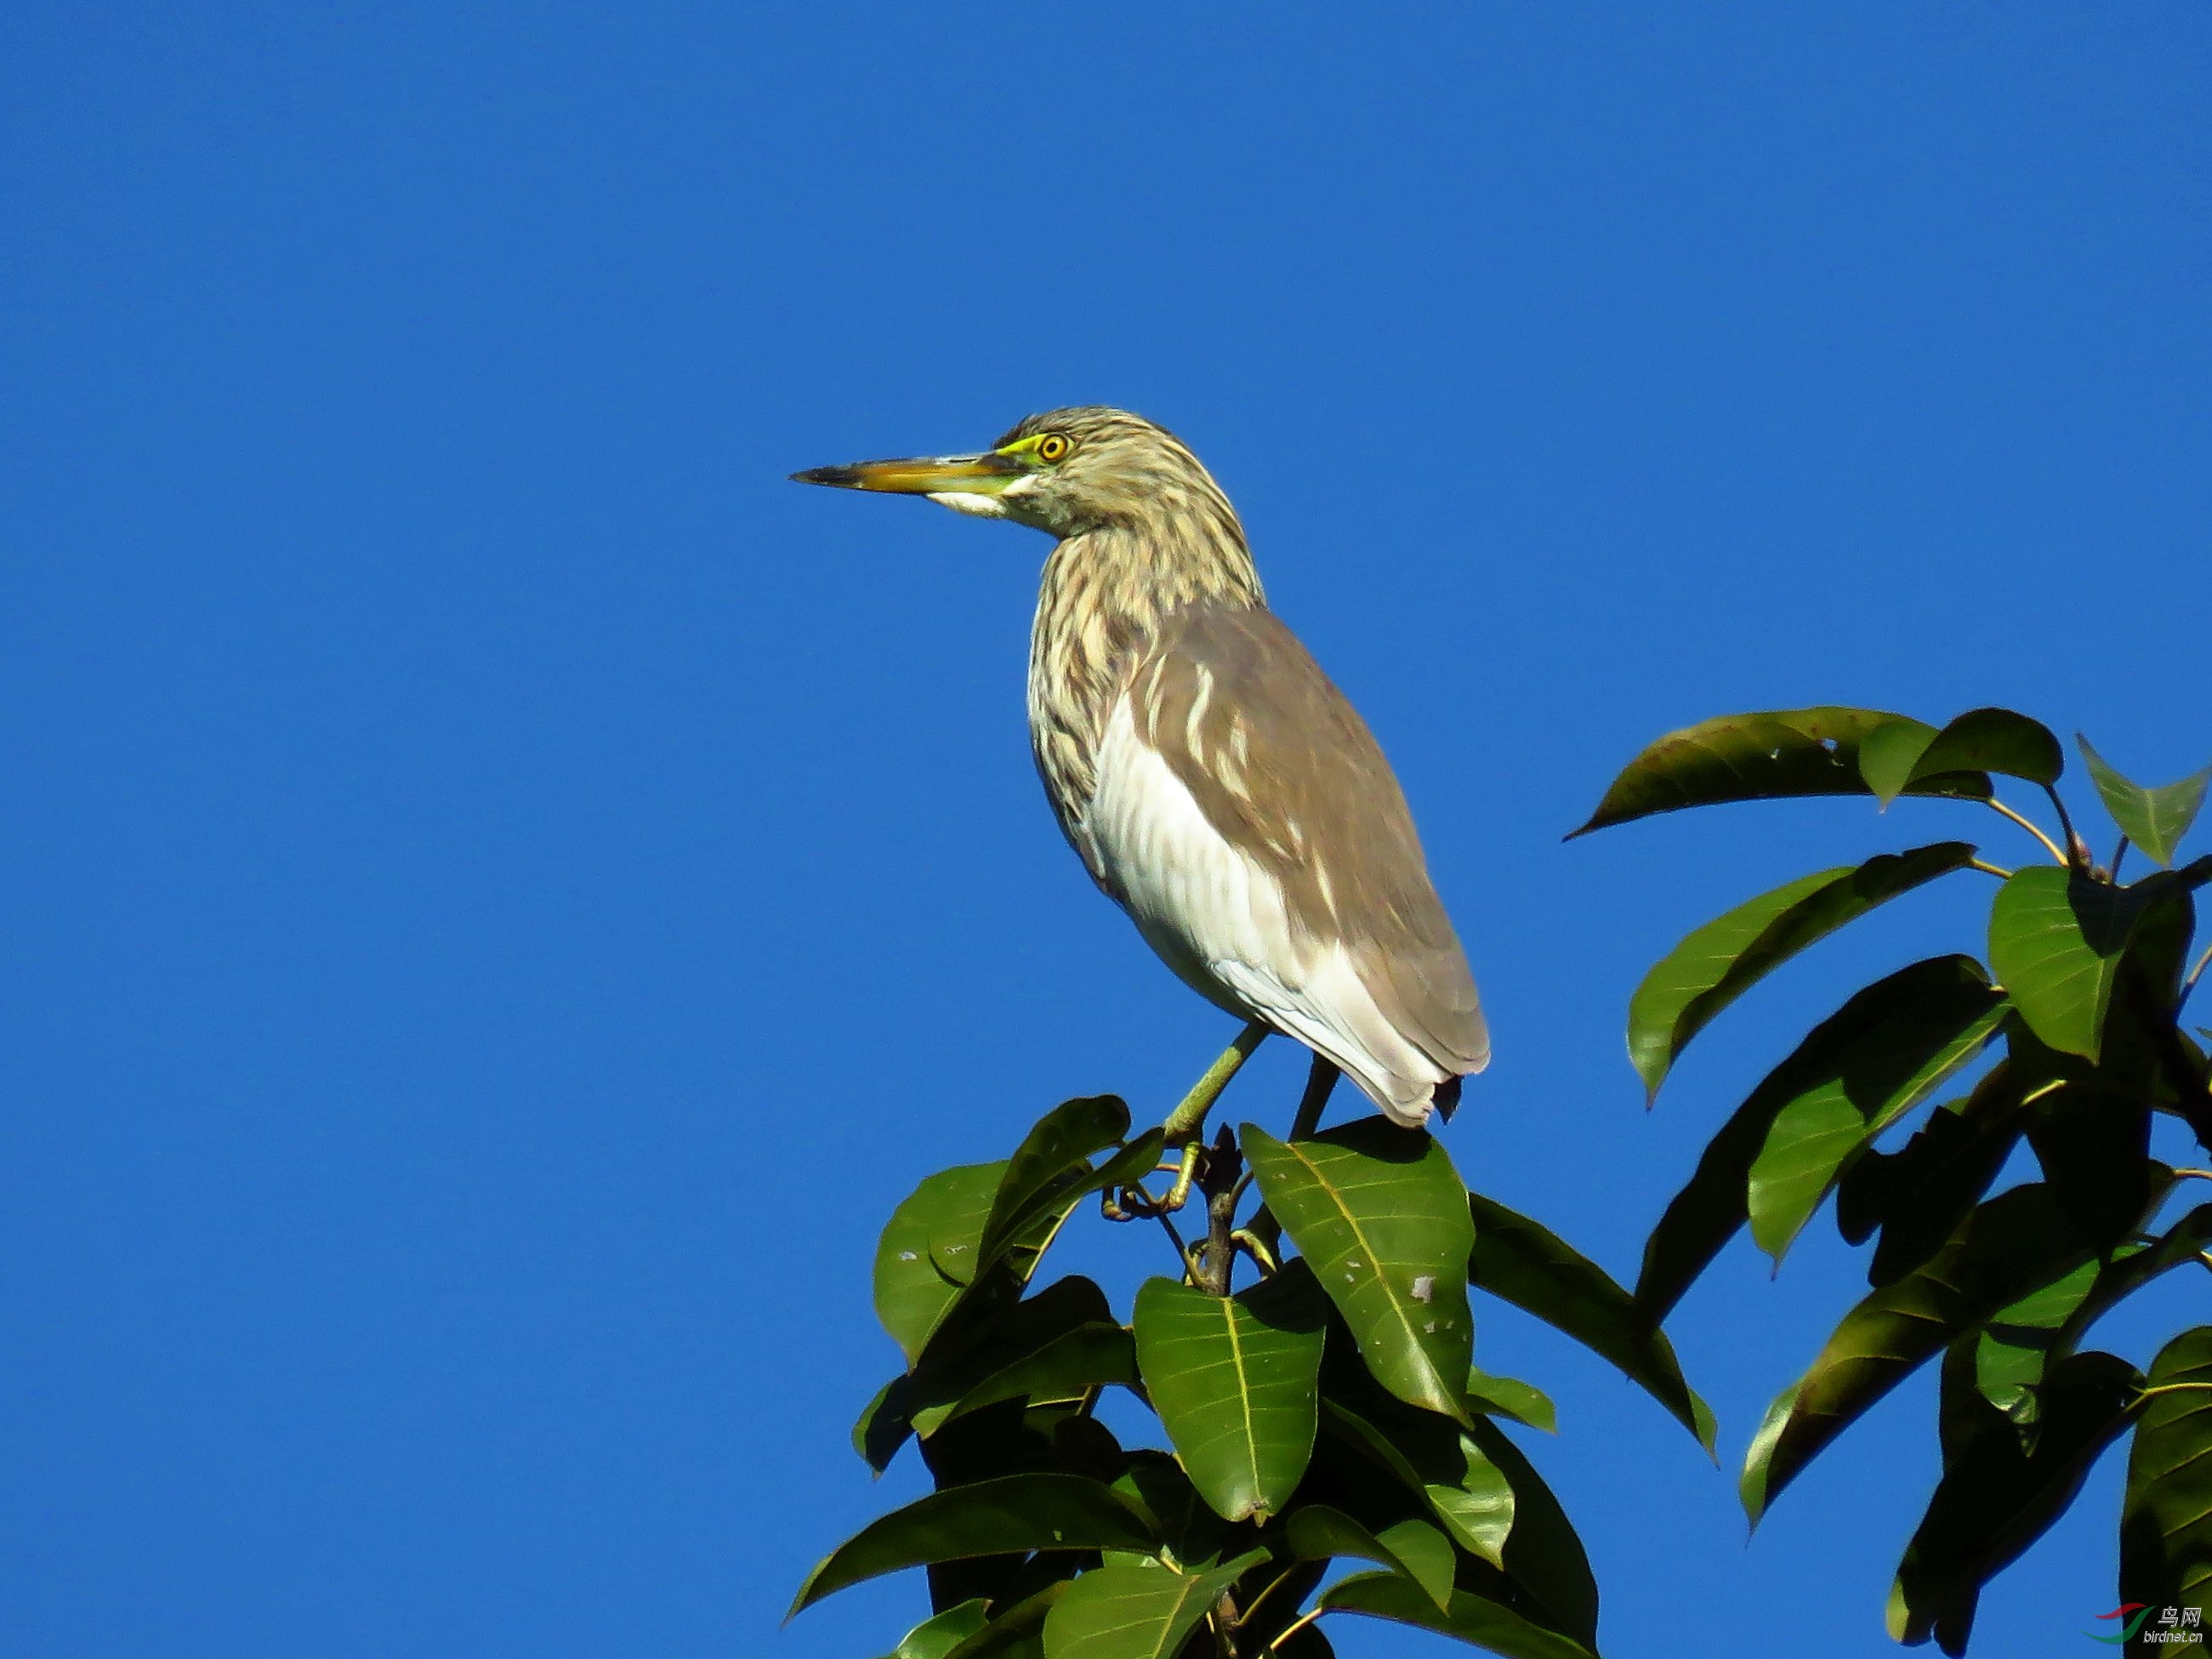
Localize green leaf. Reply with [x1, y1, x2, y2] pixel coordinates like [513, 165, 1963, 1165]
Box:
[970, 1096, 1134, 1277]
[1464, 1416, 1600, 1648]
[2078, 736, 2211, 868]
[1627, 844, 1977, 1099]
[1851, 1063, 2031, 1286]
[1987, 867, 2200, 1061]
[916, 1322, 1140, 1439]
[1890, 1349, 2141, 1656]
[1635, 957, 2000, 1321]
[1739, 1183, 2095, 1525]
[1039, 1550, 1268, 1659]
[1321, 1571, 1601, 1659]
[1286, 1506, 1454, 1612]
[1132, 1262, 1327, 1523]
[1321, 1400, 1514, 1567]
[1464, 1366, 1558, 1435]
[877, 1164, 1009, 1365]
[1466, 1191, 1713, 1452]
[879, 1600, 992, 1659]
[1244, 1120, 1476, 1423]
[1859, 707, 2064, 808]
[788, 1474, 1159, 1616]
[1744, 970, 2007, 1264]
[1570, 707, 1990, 837]
[2123, 1327, 2212, 1624]
[938, 1582, 1069, 1659]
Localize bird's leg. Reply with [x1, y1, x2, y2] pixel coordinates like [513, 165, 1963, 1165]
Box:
[1157, 1021, 1270, 1213]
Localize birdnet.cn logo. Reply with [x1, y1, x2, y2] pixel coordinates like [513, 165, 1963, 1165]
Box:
[2089, 1603, 2203, 1645]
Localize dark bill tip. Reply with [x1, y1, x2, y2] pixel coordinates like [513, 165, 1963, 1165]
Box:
[791, 464, 864, 487]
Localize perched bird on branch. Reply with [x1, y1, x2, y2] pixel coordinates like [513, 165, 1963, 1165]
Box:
[795, 408, 1486, 1177]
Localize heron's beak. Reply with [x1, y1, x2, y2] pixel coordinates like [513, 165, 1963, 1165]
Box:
[791, 452, 1024, 500]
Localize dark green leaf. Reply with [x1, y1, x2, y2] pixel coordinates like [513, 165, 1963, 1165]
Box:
[1853, 1062, 2032, 1286]
[1464, 1366, 1558, 1435]
[1132, 1261, 1327, 1523]
[1465, 1416, 1600, 1648]
[879, 1600, 991, 1659]
[1890, 1350, 2141, 1656]
[1627, 844, 1976, 1099]
[1570, 707, 1990, 838]
[1635, 957, 1999, 1321]
[1039, 1550, 1268, 1659]
[2025, 1081, 2154, 1252]
[1321, 1571, 1601, 1659]
[788, 1474, 1159, 1616]
[1740, 1183, 2095, 1525]
[1244, 1120, 1476, 1423]
[1860, 708, 2063, 808]
[970, 1096, 1134, 1277]
[2123, 1327, 2212, 1624]
[1109, 1452, 1230, 1574]
[1286, 1506, 1454, 1612]
[1467, 1191, 1712, 1451]
[917, 1323, 1140, 1438]
[1321, 1400, 1514, 1567]
[938, 1582, 1069, 1659]
[2079, 736, 2211, 869]
[878, 1164, 1009, 1365]
[1745, 969, 2007, 1264]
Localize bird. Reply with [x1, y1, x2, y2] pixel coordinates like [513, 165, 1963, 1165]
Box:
[793, 407, 1487, 1158]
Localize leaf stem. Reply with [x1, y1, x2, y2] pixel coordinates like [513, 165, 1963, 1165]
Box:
[2134, 1381, 2212, 1403]
[1264, 1608, 1327, 1654]
[1233, 1566, 1305, 1634]
[1983, 796, 2069, 866]
[2041, 782, 2088, 869]
[2181, 943, 2212, 1011]
[1968, 857, 2016, 879]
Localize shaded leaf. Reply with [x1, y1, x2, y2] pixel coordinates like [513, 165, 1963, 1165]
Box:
[1986, 863, 2212, 1062]
[1860, 707, 2063, 808]
[1465, 1415, 1600, 1648]
[1132, 1261, 1327, 1523]
[1635, 957, 1999, 1321]
[1110, 1452, 1230, 1575]
[1851, 1062, 2032, 1286]
[1745, 968, 2007, 1264]
[1890, 1350, 2141, 1656]
[1322, 1571, 1601, 1659]
[1628, 844, 1977, 1099]
[938, 1582, 1068, 1659]
[1464, 1366, 1557, 1435]
[2025, 1080, 2154, 1252]
[1039, 1550, 1268, 1659]
[1287, 1506, 1454, 1612]
[917, 1323, 1140, 1439]
[879, 1600, 991, 1659]
[2079, 736, 2211, 869]
[1740, 1183, 2095, 1524]
[970, 1097, 1134, 1278]
[1245, 1120, 1476, 1423]
[877, 1164, 1009, 1365]
[2122, 1327, 2212, 1626]
[1466, 1191, 1712, 1451]
[1570, 706, 1990, 838]
[1322, 1400, 1514, 1567]
[789, 1474, 1159, 1616]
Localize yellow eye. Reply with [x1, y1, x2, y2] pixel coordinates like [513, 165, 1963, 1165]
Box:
[1036, 433, 1071, 462]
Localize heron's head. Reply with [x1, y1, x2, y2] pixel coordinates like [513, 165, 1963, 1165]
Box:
[793, 406, 1240, 543]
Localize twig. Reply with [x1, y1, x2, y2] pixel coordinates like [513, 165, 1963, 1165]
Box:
[1264, 1608, 1327, 1654]
[1289, 1056, 1339, 1142]
[1968, 857, 2015, 880]
[1983, 796, 2069, 866]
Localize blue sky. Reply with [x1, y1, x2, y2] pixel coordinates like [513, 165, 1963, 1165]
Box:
[6, 4, 2209, 1656]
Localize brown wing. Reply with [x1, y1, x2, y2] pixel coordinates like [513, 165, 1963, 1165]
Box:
[1129, 602, 1489, 1077]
